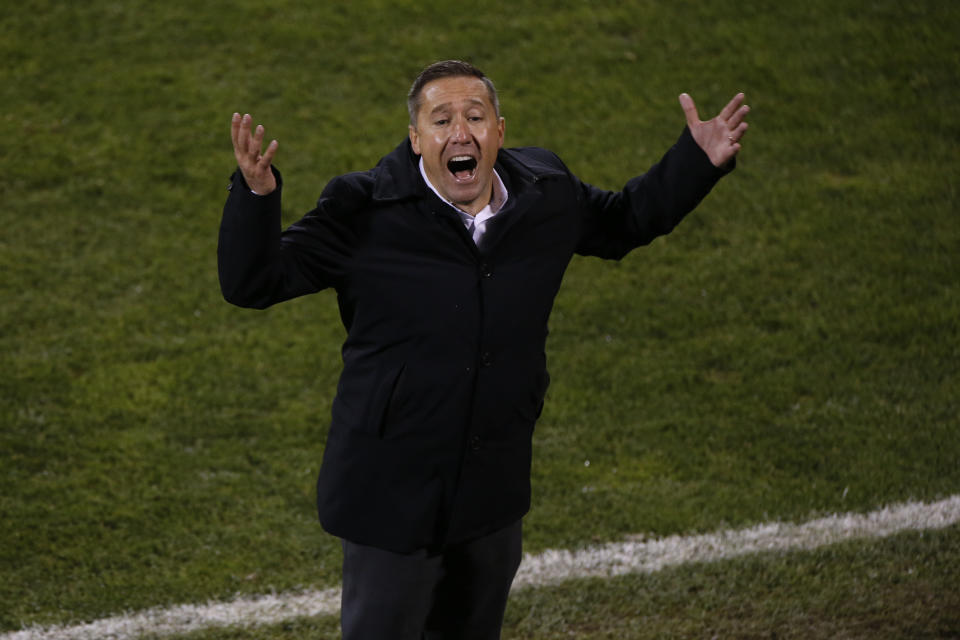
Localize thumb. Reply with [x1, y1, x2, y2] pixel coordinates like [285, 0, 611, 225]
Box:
[678, 93, 700, 128]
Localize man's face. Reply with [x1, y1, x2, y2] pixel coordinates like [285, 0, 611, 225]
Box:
[409, 75, 505, 215]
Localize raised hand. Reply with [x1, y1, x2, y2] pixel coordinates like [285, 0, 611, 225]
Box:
[678, 93, 749, 168]
[231, 113, 278, 195]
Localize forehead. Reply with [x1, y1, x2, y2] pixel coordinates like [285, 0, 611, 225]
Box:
[418, 76, 493, 114]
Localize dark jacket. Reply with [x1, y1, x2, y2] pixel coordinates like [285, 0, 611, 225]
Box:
[218, 128, 730, 552]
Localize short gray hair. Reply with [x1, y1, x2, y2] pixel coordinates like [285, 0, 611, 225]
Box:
[407, 60, 500, 127]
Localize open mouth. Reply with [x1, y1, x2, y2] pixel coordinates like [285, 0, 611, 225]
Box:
[447, 155, 478, 181]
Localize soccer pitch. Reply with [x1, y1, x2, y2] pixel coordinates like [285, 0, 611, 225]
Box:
[6, 497, 960, 639]
[3, 1, 958, 638]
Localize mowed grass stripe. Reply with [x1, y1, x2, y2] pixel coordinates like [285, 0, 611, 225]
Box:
[6, 496, 958, 640]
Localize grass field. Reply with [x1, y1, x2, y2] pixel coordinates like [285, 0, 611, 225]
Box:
[3, 0, 958, 637]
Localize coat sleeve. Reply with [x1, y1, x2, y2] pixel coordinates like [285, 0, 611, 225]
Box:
[217, 167, 366, 309]
[574, 126, 733, 259]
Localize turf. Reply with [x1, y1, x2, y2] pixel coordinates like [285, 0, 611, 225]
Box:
[135, 524, 960, 639]
[2, 0, 958, 635]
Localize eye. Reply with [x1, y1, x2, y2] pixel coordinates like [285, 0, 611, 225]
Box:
[434, 119, 449, 126]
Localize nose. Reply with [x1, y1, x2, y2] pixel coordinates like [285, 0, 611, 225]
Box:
[451, 117, 470, 142]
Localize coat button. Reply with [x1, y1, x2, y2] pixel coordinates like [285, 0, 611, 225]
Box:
[470, 435, 482, 451]
[480, 351, 493, 367]
[480, 263, 492, 278]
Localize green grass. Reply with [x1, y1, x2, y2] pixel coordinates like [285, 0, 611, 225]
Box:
[2, 0, 959, 636]
[140, 524, 960, 639]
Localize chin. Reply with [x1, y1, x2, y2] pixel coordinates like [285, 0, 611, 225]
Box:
[446, 185, 482, 206]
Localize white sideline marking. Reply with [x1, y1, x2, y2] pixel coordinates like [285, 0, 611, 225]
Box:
[6, 495, 960, 640]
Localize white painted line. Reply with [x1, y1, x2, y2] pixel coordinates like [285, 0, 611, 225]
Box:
[6, 495, 960, 640]
[2, 589, 342, 640]
[513, 494, 960, 586]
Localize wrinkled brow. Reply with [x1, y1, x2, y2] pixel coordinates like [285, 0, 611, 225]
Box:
[429, 98, 487, 115]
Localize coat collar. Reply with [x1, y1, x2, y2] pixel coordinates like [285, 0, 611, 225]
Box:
[370, 138, 567, 203]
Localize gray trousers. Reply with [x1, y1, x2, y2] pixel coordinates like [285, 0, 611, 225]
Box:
[340, 520, 523, 640]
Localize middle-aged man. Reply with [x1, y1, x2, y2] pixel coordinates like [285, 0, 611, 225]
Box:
[219, 60, 748, 639]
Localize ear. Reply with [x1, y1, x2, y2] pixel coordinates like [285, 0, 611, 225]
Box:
[497, 117, 505, 149]
[408, 124, 421, 155]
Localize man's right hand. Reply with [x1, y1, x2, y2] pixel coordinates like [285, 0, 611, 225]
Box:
[231, 113, 278, 195]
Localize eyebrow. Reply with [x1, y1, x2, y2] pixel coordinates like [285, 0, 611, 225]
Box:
[429, 98, 487, 115]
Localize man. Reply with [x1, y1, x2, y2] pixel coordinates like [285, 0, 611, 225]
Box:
[219, 60, 748, 639]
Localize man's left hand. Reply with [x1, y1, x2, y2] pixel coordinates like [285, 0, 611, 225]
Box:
[679, 92, 749, 168]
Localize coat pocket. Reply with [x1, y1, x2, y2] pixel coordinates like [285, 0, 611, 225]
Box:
[517, 368, 551, 423]
[332, 362, 406, 438]
[368, 363, 406, 439]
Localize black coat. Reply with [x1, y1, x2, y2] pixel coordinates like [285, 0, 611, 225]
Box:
[218, 128, 730, 552]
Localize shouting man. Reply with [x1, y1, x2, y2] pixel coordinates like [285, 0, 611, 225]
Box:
[219, 59, 748, 639]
